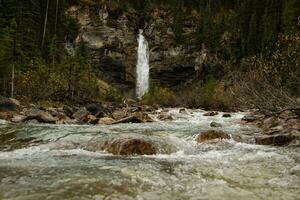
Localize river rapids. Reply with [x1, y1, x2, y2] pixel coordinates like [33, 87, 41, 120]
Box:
[0, 109, 299, 200]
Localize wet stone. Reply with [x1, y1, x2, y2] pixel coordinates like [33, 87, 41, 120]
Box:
[242, 115, 257, 122]
[203, 111, 218, 116]
[222, 114, 231, 118]
[210, 122, 222, 127]
[101, 138, 157, 155]
[196, 130, 231, 143]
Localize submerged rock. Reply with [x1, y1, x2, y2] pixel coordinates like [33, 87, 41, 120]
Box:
[179, 108, 188, 114]
[158, 113, 173, 121]
[196, 130, 231, 143]
[222, 114, 231, 118]
[203, 111, 218, 116]
[210, 122, 222, 127]
[242, 115, 258, 122]
[101, 138, 156, 155]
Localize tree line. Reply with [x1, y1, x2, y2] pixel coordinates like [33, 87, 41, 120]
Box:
[0, 0, 299, 104]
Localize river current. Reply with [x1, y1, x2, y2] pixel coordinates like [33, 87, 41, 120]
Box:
[0, 109, 299, 200]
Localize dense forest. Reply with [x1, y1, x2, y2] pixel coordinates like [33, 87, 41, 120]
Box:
[0, 0, 299, 111]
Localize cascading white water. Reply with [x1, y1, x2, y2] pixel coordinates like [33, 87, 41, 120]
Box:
[136, 30, 149, 100]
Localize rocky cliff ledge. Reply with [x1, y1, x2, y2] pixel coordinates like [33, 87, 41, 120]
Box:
[67, 2, 221, 96]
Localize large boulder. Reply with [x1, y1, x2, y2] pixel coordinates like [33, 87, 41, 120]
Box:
[279, 109, 298, 120]
[98, 117, 115, 125]
[0, 96, 20, 112]
[261, 116, 285, 130]
[0, 111, 14, 121]
[72, 107, 90, 121]
[112, 110, 128, 120]
[196, 130, 231, 143]
[255, 134, 297, 146]
[11, 114, 27, 123]
[101, 138, 157, 155]
[82, 114, 98, 124]
[85, 103, 105, 118]
[24, 109, 58, 123]
[63, 105, 75, 117]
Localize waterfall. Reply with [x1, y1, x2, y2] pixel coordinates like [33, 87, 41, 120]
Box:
[136, 30, 149, 100]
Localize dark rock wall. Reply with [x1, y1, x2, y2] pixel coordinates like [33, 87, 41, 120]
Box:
[68, 2, 212, 95]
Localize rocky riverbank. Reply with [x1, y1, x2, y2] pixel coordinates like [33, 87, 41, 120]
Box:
[0, 96, 299, 148]
[242, 108, 300, 146]
[0, 96, 156, 125]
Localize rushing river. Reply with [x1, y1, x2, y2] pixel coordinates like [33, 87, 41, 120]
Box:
[0, 109, 299, 200]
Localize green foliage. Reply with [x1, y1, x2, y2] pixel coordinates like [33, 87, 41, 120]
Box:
[263, 33, 300, 95]
[103, 88, 123, 102]
[183, 77, 231, 110]
[142, 84, 177, 106]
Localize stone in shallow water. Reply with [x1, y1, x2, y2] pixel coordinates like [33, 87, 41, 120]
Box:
[210, 122, 222, 127]
[222, 113, 231, 118]
[101, 138, 156, 155]
[179, 108, 188, 114]
[196, 130, 231, 143]
[242, 115, 257, 122]
[203, 111, 218, 116]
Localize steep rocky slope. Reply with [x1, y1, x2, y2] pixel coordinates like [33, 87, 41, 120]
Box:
[67, 2, 217, 96]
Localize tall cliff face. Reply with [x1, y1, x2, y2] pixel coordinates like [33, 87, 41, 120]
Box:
[68, 2, 213, 96]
